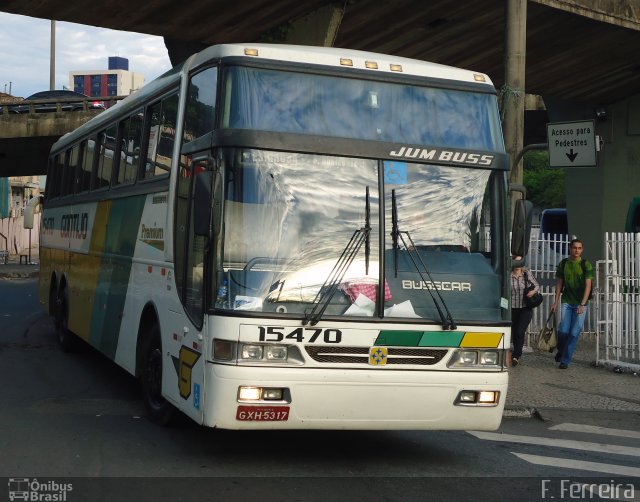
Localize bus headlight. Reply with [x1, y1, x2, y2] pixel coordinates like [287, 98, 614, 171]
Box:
[448, 349, 503, 368]
[242, 344, 264, 360]
[240, 343, 289, 362]
[480, 351, 499, 365]
[266, 346, 288, 360]
[459, 350, 478, 365]
[212, 339, 303, 365]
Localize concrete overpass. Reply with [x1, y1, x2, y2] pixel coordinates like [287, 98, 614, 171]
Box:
[0, 97, 122, 178]
[2, 0, 640, 258]
[3, 0, 639, 104]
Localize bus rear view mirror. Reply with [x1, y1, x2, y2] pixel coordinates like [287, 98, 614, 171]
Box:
[194, 171, 214, 237]
[510, 198, 533, 259]
[23, 196, 42, 230]
[212, 171, 222, 237]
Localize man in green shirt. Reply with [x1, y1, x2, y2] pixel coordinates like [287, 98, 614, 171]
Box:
[551, 238, 593, 369]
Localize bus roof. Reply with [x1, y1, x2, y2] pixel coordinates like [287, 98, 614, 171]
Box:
[190, 43, 495, 86]
[51, 43, 495, 153]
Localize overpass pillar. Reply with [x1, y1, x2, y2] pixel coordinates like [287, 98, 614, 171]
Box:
[282, 4, 345, 46]
[165, 4, 345, 66]
[503, 0, 527, 187]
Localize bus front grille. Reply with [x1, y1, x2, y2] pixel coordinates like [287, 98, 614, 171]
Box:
[304, 346, 448, 365]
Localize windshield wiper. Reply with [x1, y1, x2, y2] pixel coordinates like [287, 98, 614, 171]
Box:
[303, 187, 371, 326]
[391, 189, 457, 330]
[365, 186, 371, 275]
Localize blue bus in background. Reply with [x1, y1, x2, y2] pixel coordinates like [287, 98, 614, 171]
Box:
[540, 208, 568, 253]
[530, 208, 568, 270]
[625, 197, 640, 232]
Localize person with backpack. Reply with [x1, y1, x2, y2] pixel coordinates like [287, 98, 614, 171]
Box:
[551, 238, 593, 369]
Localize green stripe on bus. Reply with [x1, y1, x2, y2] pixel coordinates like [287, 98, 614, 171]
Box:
[375, 330, 466, 347]
[374, 331, 424, 346]
[90, 195, 147, 359]
[374, 330, 464, 347]
[418, 331, 465, 347]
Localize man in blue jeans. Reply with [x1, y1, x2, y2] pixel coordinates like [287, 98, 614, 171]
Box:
[551, 238, 593, 369]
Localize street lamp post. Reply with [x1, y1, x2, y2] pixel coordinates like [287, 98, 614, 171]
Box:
[50, 20, 56, 91]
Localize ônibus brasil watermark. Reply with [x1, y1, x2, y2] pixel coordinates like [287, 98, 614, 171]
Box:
[8, 478, 73, 501]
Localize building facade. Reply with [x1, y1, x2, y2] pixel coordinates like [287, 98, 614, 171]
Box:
[69, 57, 144, 98]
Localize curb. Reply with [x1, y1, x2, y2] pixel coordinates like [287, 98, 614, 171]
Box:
[0, 269, 39, 279]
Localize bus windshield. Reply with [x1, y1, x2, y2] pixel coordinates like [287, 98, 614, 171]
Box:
[222, 66, 503, 150]
[214, 148, 502, 323]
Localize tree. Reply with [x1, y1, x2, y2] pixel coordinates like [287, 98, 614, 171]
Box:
[523, 150, 565, 208]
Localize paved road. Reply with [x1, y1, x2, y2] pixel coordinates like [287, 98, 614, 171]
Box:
[1, 276, 640, 501]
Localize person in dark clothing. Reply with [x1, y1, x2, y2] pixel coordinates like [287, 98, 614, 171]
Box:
[510, 256, 540, 366]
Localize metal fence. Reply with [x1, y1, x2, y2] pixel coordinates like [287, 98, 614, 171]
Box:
[596, 233, 640, 370]
[525, 232, 598, 345]
[524, 231, 640, 369]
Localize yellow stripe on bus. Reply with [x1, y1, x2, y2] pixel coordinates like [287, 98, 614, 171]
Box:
[459, 332, 503, 348]
[67, 200, 112, 342]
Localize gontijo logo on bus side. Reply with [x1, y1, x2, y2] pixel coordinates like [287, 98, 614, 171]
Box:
[42, 213, 89, 239]
[40, 204, 97, 254]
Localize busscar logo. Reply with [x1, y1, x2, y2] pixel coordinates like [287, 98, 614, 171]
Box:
[402, 280, 471, 292]
[8, 478, 73, 501]
[389, 146, 494, 166]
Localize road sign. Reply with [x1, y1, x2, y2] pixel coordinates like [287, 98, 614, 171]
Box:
[546, 120, 596, 167]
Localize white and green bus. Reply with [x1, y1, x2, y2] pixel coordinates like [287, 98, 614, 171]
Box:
[35, 44, 524, 430]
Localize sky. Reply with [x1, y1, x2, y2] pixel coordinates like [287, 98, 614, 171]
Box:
[0, 12, 172, 98]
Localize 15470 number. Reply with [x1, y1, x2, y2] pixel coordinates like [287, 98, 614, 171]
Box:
[258, 326, 342, 343]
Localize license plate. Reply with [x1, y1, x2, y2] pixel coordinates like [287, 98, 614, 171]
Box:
[236, 405, 290, 421]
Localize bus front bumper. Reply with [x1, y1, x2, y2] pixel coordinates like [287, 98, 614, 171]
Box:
[203, 363, 508, 430]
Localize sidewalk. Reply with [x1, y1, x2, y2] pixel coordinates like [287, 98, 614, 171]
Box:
[1, 251, 638, 418]
[505, 336, 640, 418]
[0, 246, 39, 279]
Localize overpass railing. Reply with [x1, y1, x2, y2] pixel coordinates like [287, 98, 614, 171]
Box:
[0, 95, 128, 114]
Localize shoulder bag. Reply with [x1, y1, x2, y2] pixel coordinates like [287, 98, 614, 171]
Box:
[524, 271, 543, 308]
[537, 311, 557, 352]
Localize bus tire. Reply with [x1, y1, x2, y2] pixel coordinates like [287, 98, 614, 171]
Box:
[55, 286, 77, 352]
[48, 277, 57, 317]
[140, 325, 176, 425]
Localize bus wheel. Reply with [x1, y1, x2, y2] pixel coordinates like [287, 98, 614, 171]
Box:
[55, 287, 77, 352]
[140, 326, 175, 425]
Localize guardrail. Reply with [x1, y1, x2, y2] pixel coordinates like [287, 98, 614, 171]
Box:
[0, 95, 127, 114]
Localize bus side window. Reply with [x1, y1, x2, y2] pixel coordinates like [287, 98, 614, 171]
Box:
[93, 125, 118, 190]
[63, 146, 79, 196]
[75, 139, 92, 194]
[72, 142, 86, 194]
[116, 110, 144, 186]
[83, 137, 96, 192]
[48, 153, 65, 199]
[183, 67, 217, 143]
[144, 92, 178, 180]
